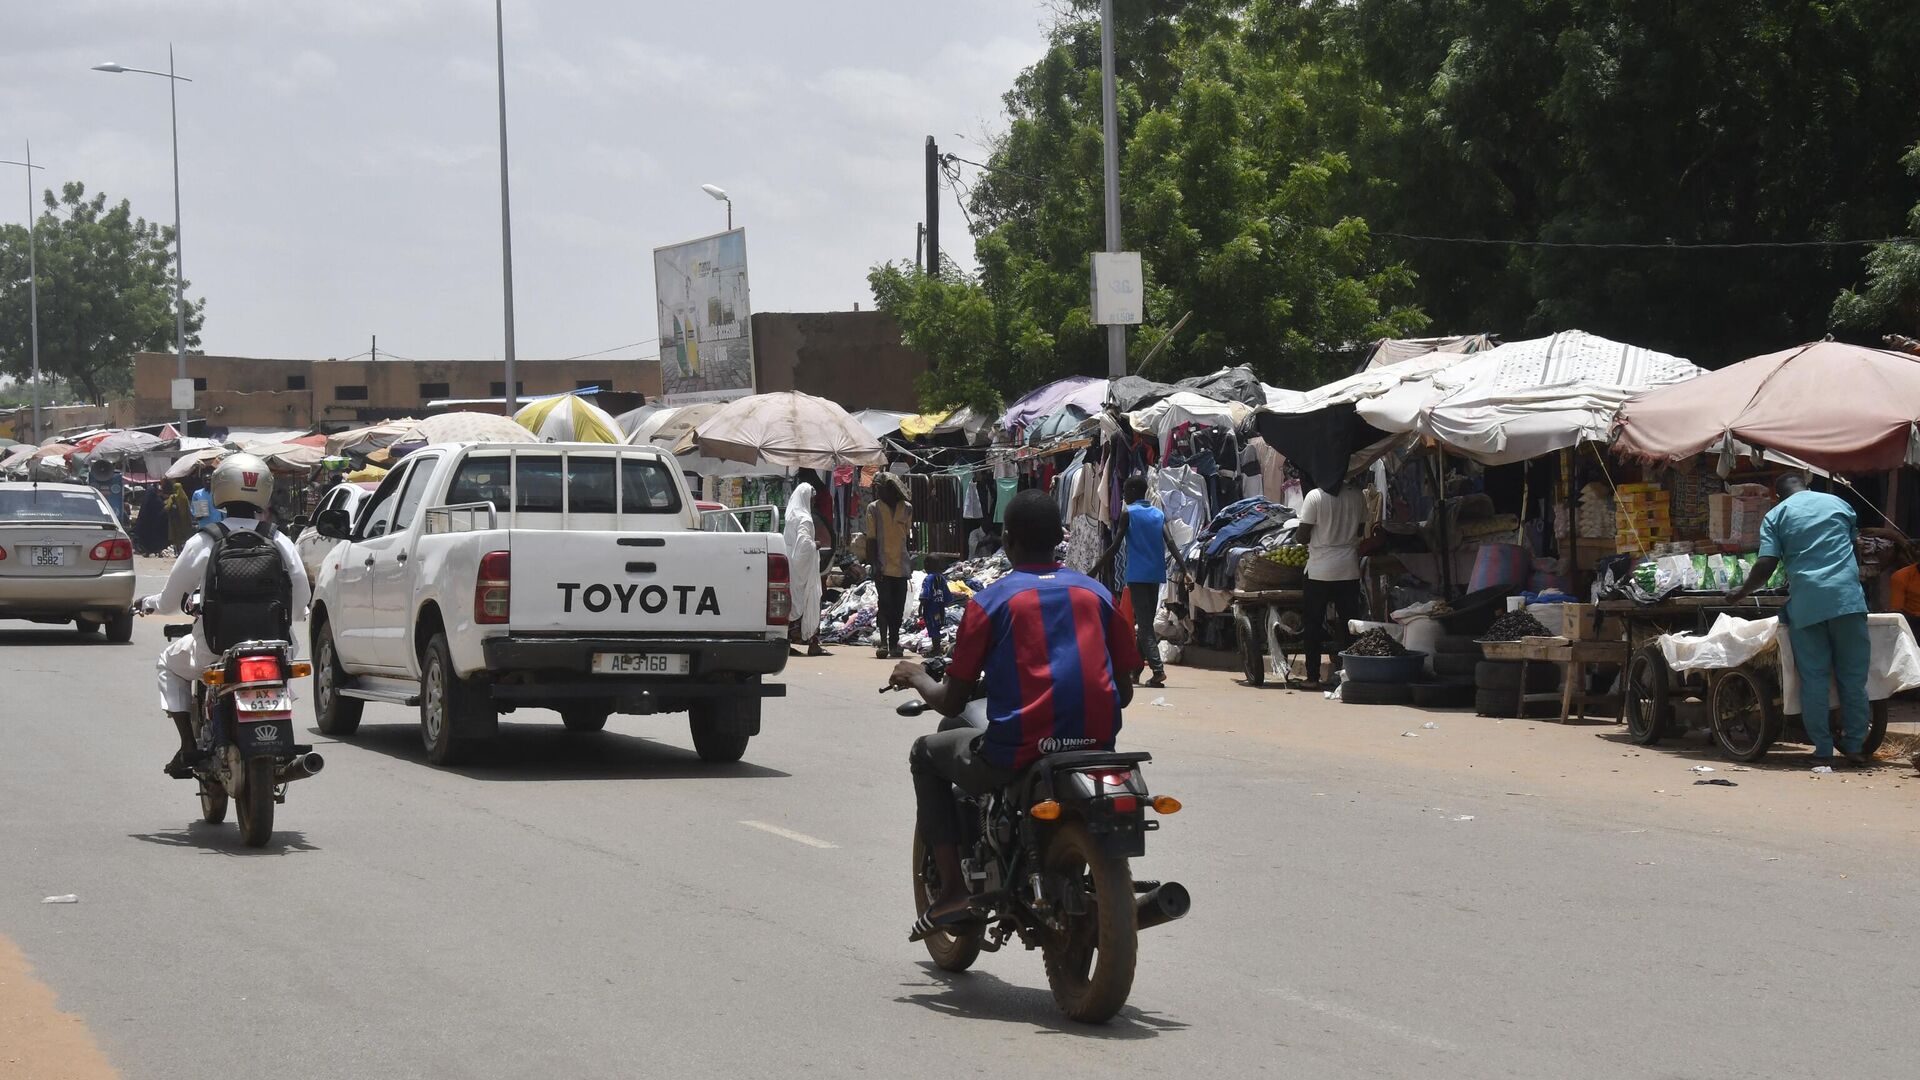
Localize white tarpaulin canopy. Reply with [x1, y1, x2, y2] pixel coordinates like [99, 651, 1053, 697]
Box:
[1127, 392, 1252, 453]
[1353, 331, 1701, 465]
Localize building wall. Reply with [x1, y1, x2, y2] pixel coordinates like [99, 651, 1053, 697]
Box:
[750, 312, 929, 413]
[133, 353, 662, 428]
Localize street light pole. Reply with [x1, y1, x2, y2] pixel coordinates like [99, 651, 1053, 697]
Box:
[93, 51, 194, 426]
[494, 0, 519, 417]
[0, 145, 44, 443]
[701, 184, 732, 231]
[1099, 0, 1126, 379]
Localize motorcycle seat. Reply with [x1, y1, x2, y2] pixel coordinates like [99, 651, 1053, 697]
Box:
[1014, 750, 1152, 800]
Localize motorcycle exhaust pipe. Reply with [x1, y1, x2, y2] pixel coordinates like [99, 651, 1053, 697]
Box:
[276, 752, 325, 784]
[1135, 881, 1190, 931]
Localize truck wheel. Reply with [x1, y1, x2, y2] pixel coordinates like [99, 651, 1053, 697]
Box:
[421, 632, 492, 766]
[313, 621, 363, 736]
[689, 698, 756, 763]
[560, 704, 611, 732]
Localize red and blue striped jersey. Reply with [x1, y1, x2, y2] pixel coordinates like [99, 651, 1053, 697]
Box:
[945, 563, 1140, 769]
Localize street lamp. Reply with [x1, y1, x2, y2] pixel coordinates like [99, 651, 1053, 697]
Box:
[0, 144, 44, 443]
[93, 48, 193, 426]
[701, 184, 732, 231]
[492, 0, 519, 416]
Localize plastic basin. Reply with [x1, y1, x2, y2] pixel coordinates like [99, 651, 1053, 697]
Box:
[1339, 650, 1429, 684]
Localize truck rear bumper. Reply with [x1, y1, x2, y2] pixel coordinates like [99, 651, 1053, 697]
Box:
[481, 635, 789, 676]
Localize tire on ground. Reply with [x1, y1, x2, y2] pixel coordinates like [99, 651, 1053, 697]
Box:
[1340, 680, 1413, 706]
[1474, 660, 1559, 692]
[312, 619, 363, 736]
[420, 632, 494, 766]
[1432, 652, 1480, 679]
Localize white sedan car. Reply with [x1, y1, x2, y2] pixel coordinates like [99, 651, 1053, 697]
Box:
[295, 482, 375, 582]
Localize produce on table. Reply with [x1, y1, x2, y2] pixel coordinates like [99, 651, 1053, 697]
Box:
[1346, 628, 1406, 657]
[1483, 610, 1552, 642]
[1262, 545, 1308, 567]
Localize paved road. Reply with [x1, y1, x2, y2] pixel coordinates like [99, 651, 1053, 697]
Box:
[3, 598, 1915, 1079]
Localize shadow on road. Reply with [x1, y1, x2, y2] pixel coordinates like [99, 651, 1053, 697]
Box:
[1592, 728, 1907, 774]
[895, 962, 1187, 1039]
[0, 628, 132, 646]
[332, 721, 792, 781]
[128, 822, 320, 856]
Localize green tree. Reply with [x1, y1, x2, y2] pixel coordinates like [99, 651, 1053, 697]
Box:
[886, 0, 1426, 408]
[1339, 0, 1920, 364]
[868, 258, 1055, 415]
[1832, 144, 1920, 338]
[0, 181, 204, 404]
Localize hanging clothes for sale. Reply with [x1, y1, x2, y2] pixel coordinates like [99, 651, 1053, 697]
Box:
[1153, 465, 1209, 545]
[993, 477, 1017, 524]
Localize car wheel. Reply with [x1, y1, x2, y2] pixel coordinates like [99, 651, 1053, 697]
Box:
[104, 611, 134, 643]
[75, 619, 101, 636]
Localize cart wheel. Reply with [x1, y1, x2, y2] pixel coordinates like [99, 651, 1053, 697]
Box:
[1235, 606, 1265, 687]
[1710, 667, 1780, 762]
[1831, 699, 1890, 757]
[1625, 645, 1673, 746]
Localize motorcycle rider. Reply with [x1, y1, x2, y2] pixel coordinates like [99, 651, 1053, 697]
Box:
[139, 454, 310, 777]
[890, 490, 1139, 935]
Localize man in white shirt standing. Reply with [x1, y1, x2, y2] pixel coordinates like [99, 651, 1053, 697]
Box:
[1294, 481, 1369, 688]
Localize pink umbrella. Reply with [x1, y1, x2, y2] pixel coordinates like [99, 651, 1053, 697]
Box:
[1614, 341, 1920, 473]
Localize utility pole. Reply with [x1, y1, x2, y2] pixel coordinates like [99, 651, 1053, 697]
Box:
[924, 136, 940, 279]
[370, 334, 377, 364]
[916, 222, 926, 272]
[1099, 0, 1126, 378]
[1, 143, 43, 442]
[494, 0, 519, 416]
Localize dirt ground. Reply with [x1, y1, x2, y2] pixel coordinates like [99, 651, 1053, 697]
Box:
[0, 936, 118, 1080]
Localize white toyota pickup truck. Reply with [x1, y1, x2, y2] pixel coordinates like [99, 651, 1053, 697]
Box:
[305, 442, 790, 766]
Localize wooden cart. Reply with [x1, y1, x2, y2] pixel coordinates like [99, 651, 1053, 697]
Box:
[1231, 589, 1325, 686]
[1602, 596, 1890, 761]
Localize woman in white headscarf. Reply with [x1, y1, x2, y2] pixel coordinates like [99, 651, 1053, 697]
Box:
[784, 479, 824, 655]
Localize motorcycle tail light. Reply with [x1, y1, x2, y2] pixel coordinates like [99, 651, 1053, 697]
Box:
[236, 656, 281, 684]
[1109, 795, 1139, 813]
[475, 550, 510, 624]
[1091, 770, 1134, 787]
[766, 551, 792, 626]
[89, 538, 133, 561]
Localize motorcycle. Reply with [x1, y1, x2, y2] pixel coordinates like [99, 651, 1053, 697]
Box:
[887, 658, 1190, 1023]
[149, 600, 324, 848]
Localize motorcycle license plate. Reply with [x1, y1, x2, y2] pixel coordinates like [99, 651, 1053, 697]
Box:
[234, 687, 293, 713]
[592, 652, 689, 675]
[32, 546, 66, 567]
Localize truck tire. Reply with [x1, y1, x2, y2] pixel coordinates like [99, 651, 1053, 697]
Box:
[420, 632, 493, 766]
[690, 697, 757, 763]
[560, 703, 611, 732]
[312, 619, 363, 736]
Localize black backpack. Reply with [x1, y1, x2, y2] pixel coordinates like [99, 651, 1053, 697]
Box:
[199, 521, 293, 652]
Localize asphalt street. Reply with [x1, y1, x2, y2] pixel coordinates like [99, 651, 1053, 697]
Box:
[3, 585, 1916, 1079]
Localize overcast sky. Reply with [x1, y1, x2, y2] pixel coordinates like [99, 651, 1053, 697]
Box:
[2, 0, 1051, 362]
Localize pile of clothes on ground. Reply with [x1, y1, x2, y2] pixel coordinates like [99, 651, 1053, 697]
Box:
[817, 552, 1019, 655]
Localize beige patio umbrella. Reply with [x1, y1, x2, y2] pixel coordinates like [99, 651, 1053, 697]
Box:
[693, 391, 886, 469]
[391, 411, 535, 452]
[326, 419, 418, 457]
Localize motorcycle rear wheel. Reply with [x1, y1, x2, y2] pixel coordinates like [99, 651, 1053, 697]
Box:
[235, 757, 276, 848]
[910, 831, 982, 972]
[197, 777, 228, 824]
[1041, 821, 1137, 1024]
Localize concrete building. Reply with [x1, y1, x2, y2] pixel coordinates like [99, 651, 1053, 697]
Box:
[750, 311, 929, 413]
[132, 353, 661, 429]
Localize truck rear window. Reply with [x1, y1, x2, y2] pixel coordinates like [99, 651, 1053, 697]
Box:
[446, 453, 682, 515]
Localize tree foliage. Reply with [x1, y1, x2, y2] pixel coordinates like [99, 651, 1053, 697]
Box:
[868, 258, 1055, 415]
[0, 182, 203, 405]
[1340, 0, 1920, 364]
[882, 1, 1920, 408]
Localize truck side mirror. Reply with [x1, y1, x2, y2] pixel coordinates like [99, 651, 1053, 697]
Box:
[315, 508, 352, 540]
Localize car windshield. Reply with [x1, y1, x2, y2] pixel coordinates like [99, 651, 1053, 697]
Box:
[0, 488, 115, 523]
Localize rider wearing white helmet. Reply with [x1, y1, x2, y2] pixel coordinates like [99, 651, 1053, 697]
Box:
[140, 453, 311, 777]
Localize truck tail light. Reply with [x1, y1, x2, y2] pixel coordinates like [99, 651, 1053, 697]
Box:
[475, 550, 510, 624]
[89, 538, 133, 561]
[766, 551, 791, 626]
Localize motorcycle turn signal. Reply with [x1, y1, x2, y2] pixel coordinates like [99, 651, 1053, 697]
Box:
[1151, 796, 1183, 814]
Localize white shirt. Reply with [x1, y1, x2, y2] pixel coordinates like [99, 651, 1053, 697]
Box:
[1298, 486, 1368, 581]
[149, 516, 311, 656]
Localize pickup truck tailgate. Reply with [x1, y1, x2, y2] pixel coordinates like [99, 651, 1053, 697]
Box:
[508, 529, 776, 634]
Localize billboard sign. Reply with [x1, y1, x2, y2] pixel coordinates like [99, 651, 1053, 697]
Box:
[654, 228, 754, 403]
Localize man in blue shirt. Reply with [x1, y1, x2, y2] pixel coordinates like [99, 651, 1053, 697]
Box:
[1728, 475, 1870, 765]
[1101, 476, 1183, 687]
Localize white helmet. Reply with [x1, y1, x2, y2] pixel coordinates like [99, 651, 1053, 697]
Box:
[210, 453, 274, 513]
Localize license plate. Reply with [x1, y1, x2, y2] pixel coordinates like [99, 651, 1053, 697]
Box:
[592, 652, 689, 675]
[32, 546, 65, 567]
[235, 687, 294, 712]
